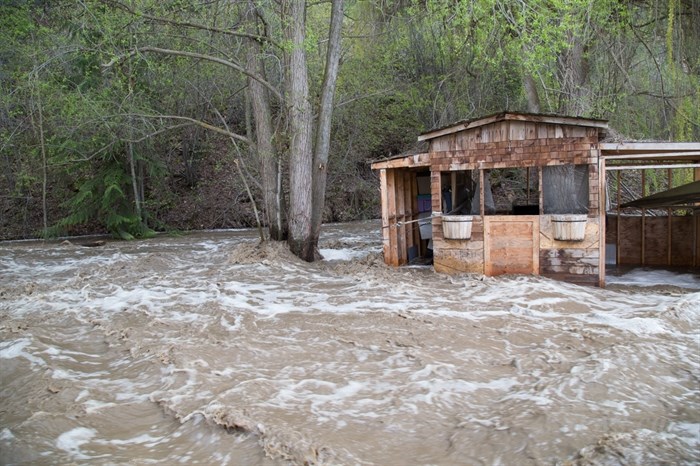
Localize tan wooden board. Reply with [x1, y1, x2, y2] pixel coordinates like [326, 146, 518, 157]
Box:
[484, 216, 539, 276]
[434, 247, 484, 274]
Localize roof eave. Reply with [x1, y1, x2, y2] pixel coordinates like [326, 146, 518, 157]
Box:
[418, 112, 609, 142]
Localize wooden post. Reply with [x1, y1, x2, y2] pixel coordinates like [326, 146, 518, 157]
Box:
[451, 171, 457, 213]
[396, 170, 406, 265]
[386, 169, 398, 266]
[667, 168, 672, 266]
[641, 169, 646, 266]
[696, 168, 700, 268]
[479, 169, 486, 216]
[695, 212, 698, 267]
[380, 169, 390, 264]
[409, 171, 416, 254]
[599, 156, 606, 287]
[526, 167, 531, 204]
[404, 171, 414, 261]
[538, 167, 543, 215]
[616, 170, 621, 265]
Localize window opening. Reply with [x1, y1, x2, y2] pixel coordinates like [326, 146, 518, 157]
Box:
[485, 167, 539, 215]
[542, 164, 589, 214]
[440, 170, 480, 214]
[415, 173, 431, 213]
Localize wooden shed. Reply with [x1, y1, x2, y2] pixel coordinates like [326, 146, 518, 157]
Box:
[371, 111, 700, 286]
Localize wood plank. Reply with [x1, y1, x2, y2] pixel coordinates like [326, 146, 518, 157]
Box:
[411, 172, 422, 255]
[404, 171, 414, 255]
[484, 216, 539, 276]
[418, 115, 503, 141]
[386, 169, 399, 266]
[451, 171, 457, 213]
[479, 169, 485, 216]
[599, 156, 606, 287]
[696, 215, 699, 267]
[605, 163, 700, 171]
[540, 273, 599, 286]
[505, 113, 608, 128]
[370, 153, 431, 170]
[434, 246, 485, 274]
[396, 170, 406, 265]
[509, 121, 527, 141]
[380, 169, 391, 265]
[600, 142, 700, 153]
[539, 249, 599, 275]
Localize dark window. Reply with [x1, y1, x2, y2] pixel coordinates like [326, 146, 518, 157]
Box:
[485, 167, 539, 215]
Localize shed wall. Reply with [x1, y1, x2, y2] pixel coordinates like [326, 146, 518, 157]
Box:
[428, 120, 601, 216]
[429, 120, 602, 285]
[605, 214, 699, 267]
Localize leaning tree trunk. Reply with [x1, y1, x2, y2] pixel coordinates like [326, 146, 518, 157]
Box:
[310, 0, 344, 245]
[285, 0, 315, 261]
[558, 36, 590, 116]
[523, 73, 541, 113]
[245, 2, 285, 240]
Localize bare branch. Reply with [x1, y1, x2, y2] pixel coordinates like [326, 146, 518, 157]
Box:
[102, 46, 283, 101]
[100, 0, 280, 48]
[128, 113, 252, 145]
[334, 88, 395, 109]
[123, 122, 194, 144]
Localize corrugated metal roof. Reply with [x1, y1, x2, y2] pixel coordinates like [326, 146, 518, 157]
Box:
[621, 181, 700, 209]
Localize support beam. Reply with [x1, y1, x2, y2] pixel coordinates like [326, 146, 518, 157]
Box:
[606, 163, 700, 171]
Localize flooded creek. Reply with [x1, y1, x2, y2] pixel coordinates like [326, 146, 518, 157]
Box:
[1, 221, 699, 465]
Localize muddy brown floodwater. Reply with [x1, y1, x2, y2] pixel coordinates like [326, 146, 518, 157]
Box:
[1, 220, 699, 465]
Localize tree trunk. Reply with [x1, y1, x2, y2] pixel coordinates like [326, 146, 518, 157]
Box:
[127, 3, 143, 227]
[285, 0, 315, 261]
[523, 73, 541, 113]
[310, 0, 344, 244]
[558, 36, 590, 116]
[244, 1, 285, 240]
[30, 77, 49, 239]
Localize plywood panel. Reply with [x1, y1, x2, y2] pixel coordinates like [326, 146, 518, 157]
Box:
[609, 214, 698, 268]
[643, 217, 669, 266]
[484, 216, 539, 276]
[670, 216, 695, 267]
[618, 216, 642, 265]
[434, 246, 485, 274]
